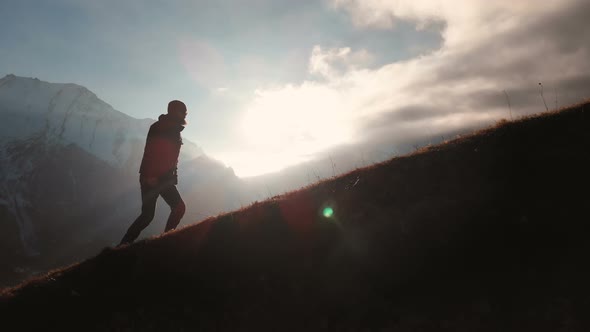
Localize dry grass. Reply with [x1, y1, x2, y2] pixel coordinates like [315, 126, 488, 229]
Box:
[2, 101, 590, 331]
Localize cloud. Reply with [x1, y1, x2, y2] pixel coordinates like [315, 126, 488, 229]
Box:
[238, 0, 590, 166]
[48, 0, 587, 177]
[328, 0, 442, 30]
[329, 0, 574, 47]
[309, 45, 375, 79]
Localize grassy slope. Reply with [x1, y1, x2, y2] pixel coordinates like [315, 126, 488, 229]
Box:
[2, 102, 590, 331]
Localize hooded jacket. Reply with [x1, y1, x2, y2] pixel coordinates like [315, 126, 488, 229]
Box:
[139, 114, 184, 181]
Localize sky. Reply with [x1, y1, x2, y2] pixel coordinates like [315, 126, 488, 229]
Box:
[1, 0, 589, 177]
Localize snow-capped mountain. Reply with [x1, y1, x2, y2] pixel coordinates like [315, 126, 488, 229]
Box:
[0, 74, 203, 168]
[0, 75, 245, 287]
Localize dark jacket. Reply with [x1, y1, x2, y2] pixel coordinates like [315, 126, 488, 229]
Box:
[139, 114, 184, 182]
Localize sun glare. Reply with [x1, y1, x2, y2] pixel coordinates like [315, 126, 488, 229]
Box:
[228, 85, 354, 177]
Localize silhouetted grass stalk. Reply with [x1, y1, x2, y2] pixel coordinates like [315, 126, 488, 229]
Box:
[539, 82, 549, 112]
[503, 90, 513, 120]
[329, 156, 336, 177]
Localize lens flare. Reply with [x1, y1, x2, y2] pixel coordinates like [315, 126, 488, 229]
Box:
[323, 207, 334, 218]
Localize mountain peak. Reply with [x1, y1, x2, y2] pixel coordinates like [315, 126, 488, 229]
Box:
[0, 74, 89, 92]
[0, 76, 203, 168]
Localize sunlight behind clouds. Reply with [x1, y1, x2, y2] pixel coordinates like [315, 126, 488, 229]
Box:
[232, 81, 355, 177]
[242, 84, 354, 148]
[6, 0, 586, 178]
[219, 0, 590, 177]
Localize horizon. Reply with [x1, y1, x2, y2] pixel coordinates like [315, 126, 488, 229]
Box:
[2, 0, 590, 177]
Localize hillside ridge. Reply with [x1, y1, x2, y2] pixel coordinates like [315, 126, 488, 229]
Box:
[2, 100, 590, 331]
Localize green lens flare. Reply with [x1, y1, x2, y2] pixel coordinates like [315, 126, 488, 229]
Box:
[323, 207, 334, 218]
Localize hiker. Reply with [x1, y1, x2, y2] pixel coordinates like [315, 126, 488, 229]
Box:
[119, 100, 188, 245]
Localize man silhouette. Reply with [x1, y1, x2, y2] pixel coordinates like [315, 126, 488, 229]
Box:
[120, 100, 187, 245]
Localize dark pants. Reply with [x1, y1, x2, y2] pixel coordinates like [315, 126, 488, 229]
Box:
[120, 178, 186, 245]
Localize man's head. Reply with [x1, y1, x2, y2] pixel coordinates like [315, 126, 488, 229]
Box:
[168, 100, 187, 125]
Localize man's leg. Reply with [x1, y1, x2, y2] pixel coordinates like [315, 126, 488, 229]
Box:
[160, 184, 185, 232]
[120, 183, 159, 245]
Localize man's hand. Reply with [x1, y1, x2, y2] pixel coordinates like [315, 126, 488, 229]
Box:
[143, 177, 159, 187]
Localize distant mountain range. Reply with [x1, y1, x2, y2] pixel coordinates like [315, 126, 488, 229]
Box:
[0, 75, 250, 287]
